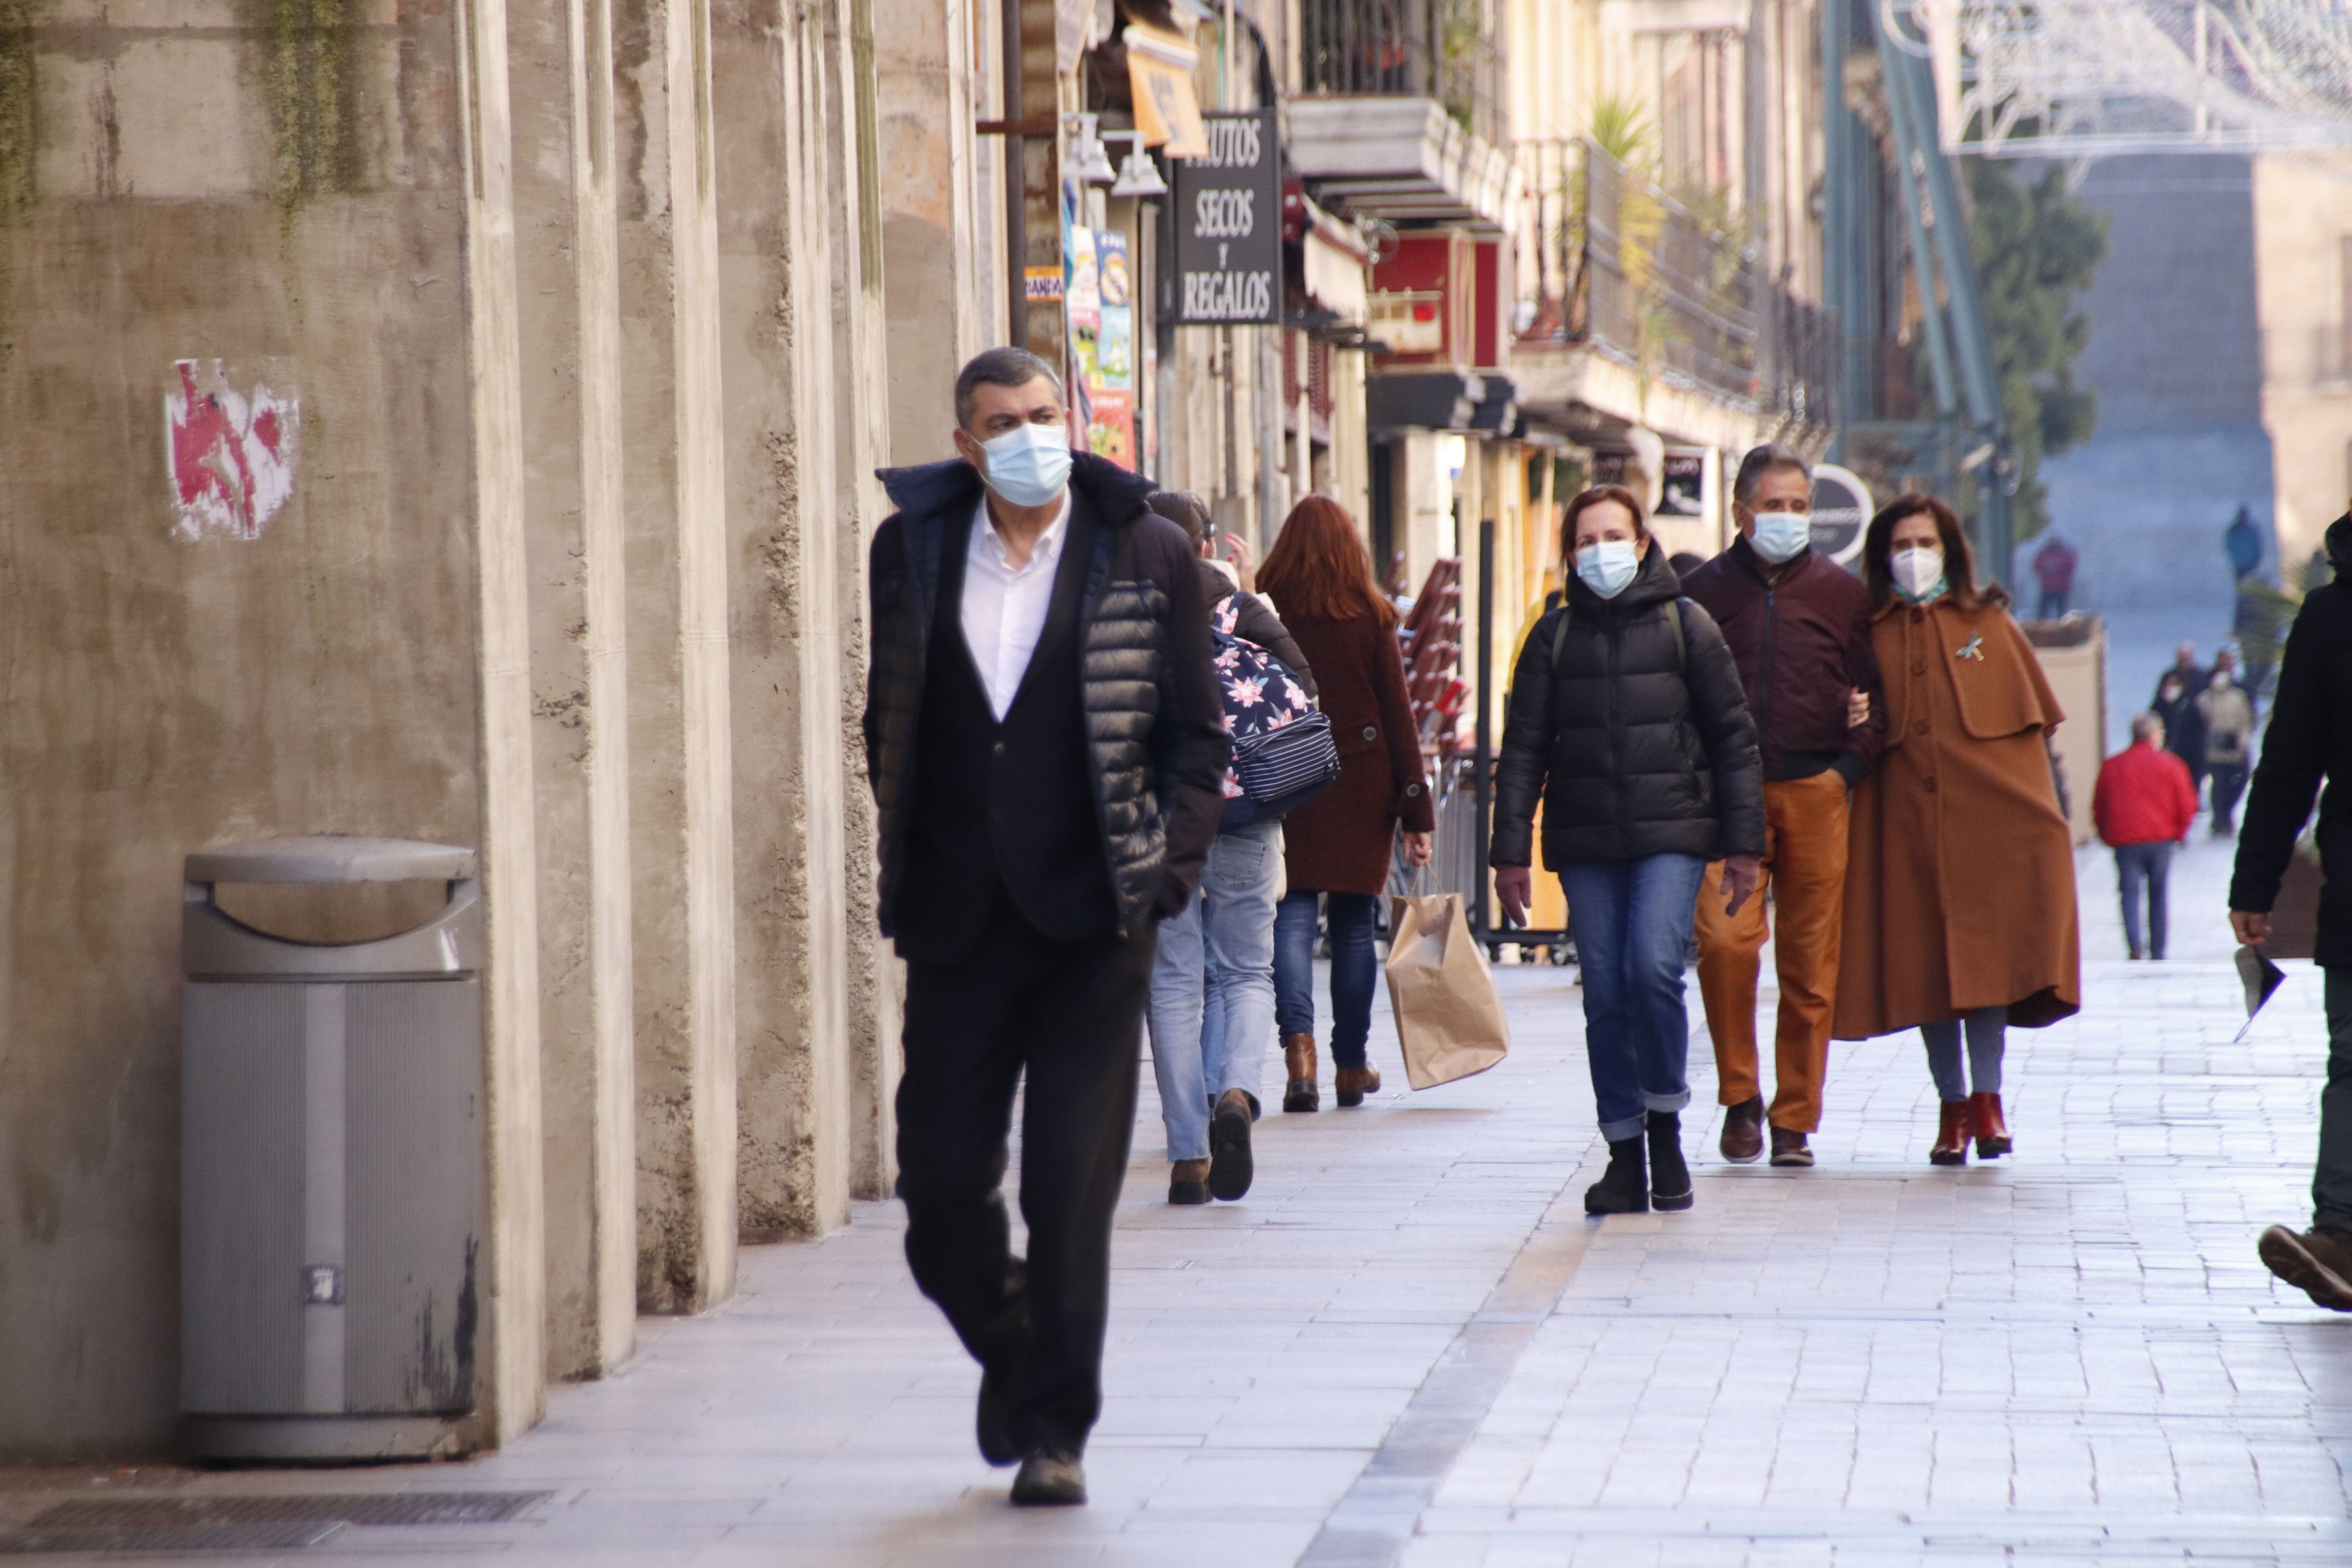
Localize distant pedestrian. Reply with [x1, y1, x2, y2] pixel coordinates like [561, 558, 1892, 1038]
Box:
[1141, 491, 1316, 1207]
[1682, 443, 1886, 1171]
[1836, 494, 2081, 1167]
[2092, 713, 2197, 960]
[2227, 504, 2263, 582]
[2153, 644, 2209, 799]
[2200, 668, 2255, 835]
[2031, 531, 2079, 619]
[862, 348, 1230, 1505]
[1492, 485, 1765, 1215]
[1258, 496, 1435, 1113]
[2237, 509, 2352, 1311]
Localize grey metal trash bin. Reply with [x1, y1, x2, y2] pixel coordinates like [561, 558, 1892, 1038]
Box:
[180, 836, 483, 1463]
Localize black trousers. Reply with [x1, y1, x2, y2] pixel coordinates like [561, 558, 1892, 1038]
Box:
[895, 890, 1154, 1454]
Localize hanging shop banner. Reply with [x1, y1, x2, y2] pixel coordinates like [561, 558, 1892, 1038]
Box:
[1090, 230, 1136, 468]
[1125, 24, 1209, 160]
[1172, 109, 1280, 327]
[1063, 187, 1099, 446]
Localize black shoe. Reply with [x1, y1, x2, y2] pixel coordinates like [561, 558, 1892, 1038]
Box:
[1010, 1448, 1087, 1506]
[977, 1358, 1021, 1467]
[1584, 1136, 1648, 1214]
[1209, 1093, 1254, 1201]
[1769, 1127, 1815, 1167]
[1169, 1158, 1210, 1205]
[1646, 1111, 1693, 1211]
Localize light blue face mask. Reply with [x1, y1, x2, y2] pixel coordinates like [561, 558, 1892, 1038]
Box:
[1575, 539, 1641, 599]
[1750, 509, 1813, 565]
[978, 421, 1073, 508]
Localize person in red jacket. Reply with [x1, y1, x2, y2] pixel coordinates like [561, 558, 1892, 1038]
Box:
[2092, 711, 2200, 960]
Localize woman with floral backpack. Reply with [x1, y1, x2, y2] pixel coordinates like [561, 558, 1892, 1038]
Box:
[1142, 492, 1319, 1204]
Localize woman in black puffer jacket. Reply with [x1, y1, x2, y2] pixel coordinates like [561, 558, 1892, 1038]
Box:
[1492, 485, 1766, 1216]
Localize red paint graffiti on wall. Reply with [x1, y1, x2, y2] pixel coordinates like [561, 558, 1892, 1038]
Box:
[165, 359, 299, 541]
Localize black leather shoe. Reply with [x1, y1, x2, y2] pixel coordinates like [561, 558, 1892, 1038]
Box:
[1209, 1093, 1254, 1201]
[1010, 1448, 1087, 1506]
[1584, 1136, 1648, 1215]
[1768, 1127, 1815, 1167]
[1646, 1110, 1693, 1211]
[976, 1359, 1020, 1467]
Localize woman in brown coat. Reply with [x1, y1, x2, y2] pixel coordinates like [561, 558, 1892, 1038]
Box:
[1835, 495, 2080, 1164]
[1258, 497, 1436, 1111]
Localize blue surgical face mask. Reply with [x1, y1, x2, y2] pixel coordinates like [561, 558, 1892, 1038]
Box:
[1750, 509, 1813, 565]
[977, 421, 1073, 508]
[1574, 539, 1641, 599]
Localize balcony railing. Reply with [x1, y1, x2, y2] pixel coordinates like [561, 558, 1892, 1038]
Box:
[1299, 0, 1508, 148]
[1512, 138, 1828, 431]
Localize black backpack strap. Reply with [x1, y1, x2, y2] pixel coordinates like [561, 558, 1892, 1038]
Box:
[1667, 597, 1688, 673]
[1547, 603, 1573, 674]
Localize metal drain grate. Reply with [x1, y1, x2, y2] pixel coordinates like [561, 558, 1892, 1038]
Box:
[2, 1491, 554, 1552]
[0, 1521, 344, 1553]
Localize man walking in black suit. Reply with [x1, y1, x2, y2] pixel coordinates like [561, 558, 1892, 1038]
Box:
[862, 347, 1229, 1505]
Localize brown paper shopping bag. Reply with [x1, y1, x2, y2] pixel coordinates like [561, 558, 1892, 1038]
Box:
[1385, 887, 1511, 1090]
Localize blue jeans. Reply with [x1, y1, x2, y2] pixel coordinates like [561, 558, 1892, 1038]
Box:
[1147, 820, 1281, 1160]
[1920, 1007, 2007, 1100]
[1273, 891, 1379, 1068]
[1560, 854, 1707, 1141]
[2114, 840, 2174, 958]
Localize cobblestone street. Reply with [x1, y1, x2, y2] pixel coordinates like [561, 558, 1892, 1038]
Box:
[5, 835, 2345, 1566]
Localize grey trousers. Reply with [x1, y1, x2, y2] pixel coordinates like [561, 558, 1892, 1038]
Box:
[1921, 1006, 2007, 1101]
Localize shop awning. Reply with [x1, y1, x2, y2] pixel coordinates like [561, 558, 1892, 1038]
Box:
[1298, 198, 1369, 325]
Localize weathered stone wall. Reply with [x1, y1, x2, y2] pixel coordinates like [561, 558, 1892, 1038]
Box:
[0, 0, 509, 1457]
[0, 0, 896, 1461]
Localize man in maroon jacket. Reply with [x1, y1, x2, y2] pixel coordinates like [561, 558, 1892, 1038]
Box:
[1681, 445, 1887, 1167]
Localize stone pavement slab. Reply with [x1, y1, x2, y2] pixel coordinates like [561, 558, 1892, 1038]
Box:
[4, 837, 2345, 1566]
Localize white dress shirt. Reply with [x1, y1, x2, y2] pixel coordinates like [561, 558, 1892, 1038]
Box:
[960, 492, 1072, 719]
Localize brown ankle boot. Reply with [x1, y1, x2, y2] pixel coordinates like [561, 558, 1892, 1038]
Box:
[1969, 1092, 2011, 1158]
[1930, 1100, 1973, 1166]
[1334, 1065, 1381, 1107]
[1283, 1034, 1319, 1112]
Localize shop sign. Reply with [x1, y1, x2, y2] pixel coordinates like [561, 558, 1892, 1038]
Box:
[1810, 463, 1873, 564]
[1172, 110, 1279, 326]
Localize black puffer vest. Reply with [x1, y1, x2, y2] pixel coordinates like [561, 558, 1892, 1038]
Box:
[1490, 544, 1766, 868]
[862, 453, 1230, 942]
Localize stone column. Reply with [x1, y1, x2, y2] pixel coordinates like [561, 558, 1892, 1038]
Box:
[619, 0, 740, 1315]
[714, 0, 857, 1241]
[508, 0, 641, 1378]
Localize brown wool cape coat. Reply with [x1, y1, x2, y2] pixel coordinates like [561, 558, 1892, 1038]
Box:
[1833, 596, 2081, 1038]
[1278, 612, 1436, 895]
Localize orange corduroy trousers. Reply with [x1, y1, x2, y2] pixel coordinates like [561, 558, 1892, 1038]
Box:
[1694, 772, 1850, 1133]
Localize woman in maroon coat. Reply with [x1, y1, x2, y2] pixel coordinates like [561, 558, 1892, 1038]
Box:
[1258, 497, 1436, 1111]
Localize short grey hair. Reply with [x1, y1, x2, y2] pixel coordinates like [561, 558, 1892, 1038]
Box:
[955, 347, 1064, 429]
[1732, 443, 1813, 506]
[2131, 710, 2165, 741]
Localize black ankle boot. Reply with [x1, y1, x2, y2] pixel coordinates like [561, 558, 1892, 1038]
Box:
[1646, 1111, 1693, 1211]
[1584, 1136, 1649, 1214]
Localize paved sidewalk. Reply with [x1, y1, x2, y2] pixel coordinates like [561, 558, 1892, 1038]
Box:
[4, 837, 2345, 1565]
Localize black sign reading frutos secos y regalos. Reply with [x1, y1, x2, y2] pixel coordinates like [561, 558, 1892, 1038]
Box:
[1171, 109, 1279, 326]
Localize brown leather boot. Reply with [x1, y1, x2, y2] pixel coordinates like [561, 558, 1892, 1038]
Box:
[1719, 1096, 1766, 1164]
[1334, 1065, 1381, 1107]
[1969, 1092, 2012, 1158]
[1930, 1100, 1973, 1166]
[1283, 1034, 1319, 1112]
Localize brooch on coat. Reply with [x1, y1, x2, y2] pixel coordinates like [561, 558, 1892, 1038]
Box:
[1955, 633, 1985, 662]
